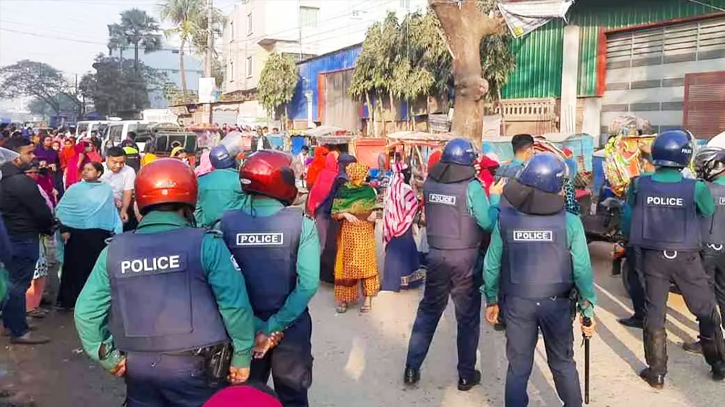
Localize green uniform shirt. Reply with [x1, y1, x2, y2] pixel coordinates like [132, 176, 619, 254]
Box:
[482, 212, 597, 318]
[237, 197, 320, 335]
[621, 168, 715, 237]
[466, 180, 500, 233]
[195, 168, 249, 227]
[74, 211, 256, 370]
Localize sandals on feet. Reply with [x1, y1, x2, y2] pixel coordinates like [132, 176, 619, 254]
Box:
[336, 302, 349, 313]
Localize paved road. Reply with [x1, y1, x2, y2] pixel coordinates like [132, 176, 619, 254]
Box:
[1, 242, 723, 406]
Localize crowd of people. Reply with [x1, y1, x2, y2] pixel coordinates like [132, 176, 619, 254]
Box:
[1, 121, 725, 407]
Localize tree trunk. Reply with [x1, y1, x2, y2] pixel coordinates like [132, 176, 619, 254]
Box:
[377, 91, 386, 135]
[134, 42, 140, 74]
[389, 89, 396, 132]
[430, 0, 503, 144]
[179, 39, 188, 103]
[284, 104, 289, 131]
[365, 92, 375, 137]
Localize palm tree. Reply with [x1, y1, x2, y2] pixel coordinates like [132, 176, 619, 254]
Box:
[113, 9, 163, 73]
[107, 24, 128, 62]
[159, 0, 226, 103]
[159, 0, 204, 103]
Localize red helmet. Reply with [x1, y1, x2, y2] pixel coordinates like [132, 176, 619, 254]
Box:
[240, 150, 298, 205]
[135, 158, 198, 213]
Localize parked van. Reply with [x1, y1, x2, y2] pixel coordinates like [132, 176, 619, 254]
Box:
[76, 121, 109, 138]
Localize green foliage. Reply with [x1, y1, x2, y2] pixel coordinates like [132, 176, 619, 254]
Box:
[108, 9, 163, 54]
[28, 94, 79, 118]
[351, 5, 515, 109]
[257, 53, 299, 115]
[162, 82, 197, 106]
[79, 55, 165, 116]
[0, 60, 82, 116]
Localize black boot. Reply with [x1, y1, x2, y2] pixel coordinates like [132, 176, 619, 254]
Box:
[682, 340, 703, 354]
[639, 368, 665, 389]
[618, 315, 644, 329]
[404, 366, 420, 386]
[712, 361, 725, 381]
[699, 327, 725, 381]
[457, 370, 481, 391]
[642, 329, 668, 388]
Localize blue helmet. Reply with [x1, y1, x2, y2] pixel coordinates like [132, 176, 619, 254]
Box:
[441, 138, 477, 166]
[209, 144, 235, 169]
[651, 130, 694, 168]
[517, 152, 569, 194]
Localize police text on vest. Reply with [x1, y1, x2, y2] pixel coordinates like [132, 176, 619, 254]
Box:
[236, 233, 284, 246]
[646, 196, 684, 207]
[429, 193, 456, 206]
[513, 230, 554, 242]
[121, 255, 182, 274]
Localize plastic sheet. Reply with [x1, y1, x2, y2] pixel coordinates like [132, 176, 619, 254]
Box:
[602, 135, 656, 197]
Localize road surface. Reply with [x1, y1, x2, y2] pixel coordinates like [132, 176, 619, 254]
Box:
[1, 242, 723, 407]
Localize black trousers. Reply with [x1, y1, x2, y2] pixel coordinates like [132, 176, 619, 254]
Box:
[641, 249, 725, 376]
[701, 245, 725, 330]
[250, 311, 313, 407]
[405, 247, 482, 381]
[625, 245, 647, 320]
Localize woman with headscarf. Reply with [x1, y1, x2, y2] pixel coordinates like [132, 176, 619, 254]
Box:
[23, 161, 54, 317]
[194, 149, 214, 177]
[59, 137, 76, 171]
[55, 161, 122, 311]
[381, 162, 423, 292]
[305, 145, 330, 189]
[63, 139, 92, 188]
[331, 162, 379, 313]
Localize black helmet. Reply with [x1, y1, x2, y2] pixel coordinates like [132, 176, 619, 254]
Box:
[694, 146, 725, 181]
[651, 130, 694, 168]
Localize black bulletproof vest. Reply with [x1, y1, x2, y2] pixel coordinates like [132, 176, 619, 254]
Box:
[629, 176, 701, 251]
[701, 181, 725, 245]
[499, 198, 573, 299]
[423, 178, 484, 250]
[107, 228, 229, 353]
[220, 207, 303, 320]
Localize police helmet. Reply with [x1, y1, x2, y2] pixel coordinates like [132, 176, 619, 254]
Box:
[240, 150, 298, 205]
[694, 146, 725, 181]
[209, 144, 235, 169]
[135, 158, 198, 213]
[441, 138, 477, 166]
[651, 130, 694, 168]
[517, 152, 569, 194]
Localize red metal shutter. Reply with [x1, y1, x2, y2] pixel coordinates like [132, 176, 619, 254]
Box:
[683, 71, 725, 139]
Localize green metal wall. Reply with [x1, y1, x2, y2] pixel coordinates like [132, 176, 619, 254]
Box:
[502, 19, 564, 99]
[571, 0, 725, 96]
[501, 0, 725, 99]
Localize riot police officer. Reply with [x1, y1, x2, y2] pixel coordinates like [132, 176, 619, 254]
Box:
[220, 150, 320, 407]
[74, 158, 256, 407]
[483, 153, 597, 407]
[404, 138, 501, 390]
[195, 143, 249, 227]
[625, 130, 725, 386]
[683, 147, 725, 353]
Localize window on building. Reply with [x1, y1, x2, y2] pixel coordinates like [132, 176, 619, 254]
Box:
[300, 6, 319, 28]
[246, 56, 253, 78]
[230, 21, 234, 42]
[247, 12, 253, 35]
[229, 61, 234, 82]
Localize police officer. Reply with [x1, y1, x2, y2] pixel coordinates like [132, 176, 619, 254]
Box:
[625, 130, 725, 386]
[404, 138, 502, 390]
[74, 159, 256, 407]
[195, 143, 249, 228]
[683, 147, 725, 353]
[482, 153, 597, 407]
[220, 150, 320, 407]
[494, 134, 535, 181]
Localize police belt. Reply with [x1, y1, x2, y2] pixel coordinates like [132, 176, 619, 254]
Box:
[163, 342, 229, 357]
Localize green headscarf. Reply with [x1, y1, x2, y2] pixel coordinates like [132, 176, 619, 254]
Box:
[332, 162, 376, 216]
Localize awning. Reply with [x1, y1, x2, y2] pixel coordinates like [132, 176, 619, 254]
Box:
[498, 0, 575, 38]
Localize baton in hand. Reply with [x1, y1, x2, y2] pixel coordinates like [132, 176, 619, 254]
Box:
[583, 316, 592, 405]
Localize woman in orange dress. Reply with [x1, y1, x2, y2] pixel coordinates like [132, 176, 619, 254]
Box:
[331, 162, 379, 313]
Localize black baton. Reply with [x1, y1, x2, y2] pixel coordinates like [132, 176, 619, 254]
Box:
[583, 316, 592, 404]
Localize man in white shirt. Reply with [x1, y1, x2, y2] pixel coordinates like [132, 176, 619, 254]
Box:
[101, 147, 136, 225]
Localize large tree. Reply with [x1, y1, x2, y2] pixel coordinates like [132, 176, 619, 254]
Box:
[80, 55, 165, 117]
[159, 0, 225, 102]
[108, 9, 163, 72]
[430, 0, 504, 142]
[257, 53, 299, 129]
[0, 60, 82, 118]
[28, 94, 79, 119]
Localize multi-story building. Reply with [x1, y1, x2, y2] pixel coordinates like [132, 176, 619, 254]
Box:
[221, 0, 427, 122]
[110, 48, 204, 109]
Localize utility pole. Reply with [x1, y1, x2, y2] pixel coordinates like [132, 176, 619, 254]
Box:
[206, 0, 214, 124]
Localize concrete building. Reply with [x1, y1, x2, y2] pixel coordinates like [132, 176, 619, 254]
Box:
[110, 48, 204, 109]
[500, 0, 725, 139]
[221, 0, 427, 123]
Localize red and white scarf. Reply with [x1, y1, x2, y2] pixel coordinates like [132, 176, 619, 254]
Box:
[383, 162, 419, 243]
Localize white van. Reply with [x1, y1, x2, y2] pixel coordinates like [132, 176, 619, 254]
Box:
[75, 120, 109, 138]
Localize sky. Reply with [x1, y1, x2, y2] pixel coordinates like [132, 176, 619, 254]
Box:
[0, 0, 240, 77]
